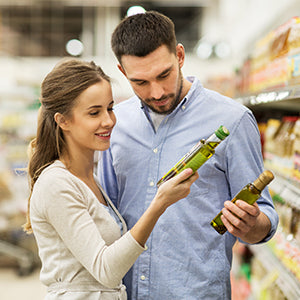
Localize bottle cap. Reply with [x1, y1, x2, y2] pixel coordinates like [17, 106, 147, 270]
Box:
[253, 170, 274, 191]
[215, 125, 230, 140]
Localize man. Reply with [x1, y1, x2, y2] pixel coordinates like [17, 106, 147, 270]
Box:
[98, 11, 278, 299]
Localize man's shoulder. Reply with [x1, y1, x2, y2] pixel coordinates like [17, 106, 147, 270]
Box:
[204, 87, 249, 114]
[114, 96, 140, 110]
[113, 96, 144, 124]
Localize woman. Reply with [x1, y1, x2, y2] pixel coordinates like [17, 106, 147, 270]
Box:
[23, 58, 198, 299]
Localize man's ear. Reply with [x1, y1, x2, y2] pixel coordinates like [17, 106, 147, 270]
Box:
[176, 43, 185, 68]
[54, 112, 69, 131]
[117, 64, 127, 77]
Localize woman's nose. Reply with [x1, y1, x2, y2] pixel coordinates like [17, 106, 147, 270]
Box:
[102, 112, 116, 128]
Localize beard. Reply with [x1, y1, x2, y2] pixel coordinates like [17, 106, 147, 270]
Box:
[139, 70, 184, 115]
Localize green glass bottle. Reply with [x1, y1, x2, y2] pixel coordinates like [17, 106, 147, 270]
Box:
[210, 170, 275, 234]
[157, 125, 229, 187]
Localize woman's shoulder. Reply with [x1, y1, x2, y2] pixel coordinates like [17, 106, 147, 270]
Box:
[37, 160, 71, 185]
[30, 161, 86, 212]
[33, 160, 83, 198]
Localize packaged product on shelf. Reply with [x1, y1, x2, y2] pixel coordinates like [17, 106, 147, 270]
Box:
[273, 116, 298, 176]
[274, 231, 300, 282]
[246, 16, 300, 94]
[278, 202, 294, 235]
[270, 16, 300, 60]
[288, 52, 300, 86]
[292, 119, 300, 182]
[286, 16, 300, 55]
[295, 209, 300, 245]
[250, 56, 290, 92]
[291, 208, 300, 240]
[263, 118, 283, 171]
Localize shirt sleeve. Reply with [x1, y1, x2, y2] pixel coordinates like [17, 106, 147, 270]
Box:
[41, 172, 145, 288]
[225, 110, 279, 243]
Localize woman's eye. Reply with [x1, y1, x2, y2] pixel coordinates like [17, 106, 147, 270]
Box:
[89, 111, 99, 116]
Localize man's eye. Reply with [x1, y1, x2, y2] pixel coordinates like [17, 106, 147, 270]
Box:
[160, 73, 169, 79]
[136, 81, 146, 86]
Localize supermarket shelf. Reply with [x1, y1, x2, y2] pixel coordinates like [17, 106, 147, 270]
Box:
[249, 244, 300, 300]
[268, 170, 300, 211]
[235, 85, 300, 111]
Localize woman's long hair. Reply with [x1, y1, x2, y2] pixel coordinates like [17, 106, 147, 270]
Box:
[23, 58, 110, 233]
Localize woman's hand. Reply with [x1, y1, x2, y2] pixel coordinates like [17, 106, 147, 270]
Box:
[154, 168, 199, 213]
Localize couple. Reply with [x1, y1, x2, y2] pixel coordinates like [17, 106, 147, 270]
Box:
[24, 11, 278, 300]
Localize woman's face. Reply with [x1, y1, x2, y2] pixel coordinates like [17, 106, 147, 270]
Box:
[62, 80, 116, 153]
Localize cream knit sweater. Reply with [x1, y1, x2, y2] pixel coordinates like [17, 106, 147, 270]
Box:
[30, 160, 145, 299]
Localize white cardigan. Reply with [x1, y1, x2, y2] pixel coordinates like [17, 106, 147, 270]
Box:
[30, 160, 145, 299]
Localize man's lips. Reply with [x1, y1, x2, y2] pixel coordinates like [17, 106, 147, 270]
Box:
[153, 98, 169, 106]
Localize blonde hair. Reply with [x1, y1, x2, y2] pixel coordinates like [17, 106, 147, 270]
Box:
[23, 58, 110, 233]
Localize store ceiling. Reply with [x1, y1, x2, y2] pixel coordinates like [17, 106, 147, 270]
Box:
[0, 0, 211, 7]
[0, 0, 206, 56]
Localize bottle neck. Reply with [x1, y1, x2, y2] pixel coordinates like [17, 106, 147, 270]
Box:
[205, 133, 222, 144]
[205, 133, 222, 149]
[249, 183, 261, 194]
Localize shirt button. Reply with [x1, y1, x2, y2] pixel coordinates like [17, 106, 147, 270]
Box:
[140, 275, 146, 280]
[182, 105, 186, 110]
[153, 148, 158, 153]
[149, 181, 154, 187]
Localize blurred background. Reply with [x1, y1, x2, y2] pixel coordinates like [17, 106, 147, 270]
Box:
[0, 0, 300, 299]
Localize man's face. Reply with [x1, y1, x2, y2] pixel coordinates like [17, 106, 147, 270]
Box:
[119, 45, 184, 114]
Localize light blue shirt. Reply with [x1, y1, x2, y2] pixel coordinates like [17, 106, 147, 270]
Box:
[98, 77, 278, 299]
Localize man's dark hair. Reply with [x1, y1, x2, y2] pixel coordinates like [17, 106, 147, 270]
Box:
[111, 11, 177, 63]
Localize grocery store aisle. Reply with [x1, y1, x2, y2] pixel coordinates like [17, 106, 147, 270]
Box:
[0, 267, 46, 300]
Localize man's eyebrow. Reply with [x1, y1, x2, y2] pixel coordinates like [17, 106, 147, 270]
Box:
[129, 78, 145, 83]
[129, 66, 173, 82]
[158, 66, 172, 76]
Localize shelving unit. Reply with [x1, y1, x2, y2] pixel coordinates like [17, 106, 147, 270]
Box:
[249, 242, 300, 299]
[235, 85, 300, 112]
[234, 86, 300, 299]
[0, 83, 40, 275]
[268, 170, 300, 211]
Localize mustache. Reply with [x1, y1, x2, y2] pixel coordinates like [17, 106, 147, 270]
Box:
[146, 94, 173, 102]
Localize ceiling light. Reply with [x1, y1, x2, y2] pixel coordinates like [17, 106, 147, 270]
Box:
[126, 6, 146, 17]
[66, 39, 84, 56]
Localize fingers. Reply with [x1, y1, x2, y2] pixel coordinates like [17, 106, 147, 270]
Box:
[160, 169, 198, 199]
[157, 169, 198, 202]
[225, 200, 260, 218]
[172, 168, 194, 183]
[221, 200, 260, 236]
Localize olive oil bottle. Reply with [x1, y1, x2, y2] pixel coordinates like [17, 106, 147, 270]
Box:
[210, 170, 275, 234]
[157, 125, 229, 187]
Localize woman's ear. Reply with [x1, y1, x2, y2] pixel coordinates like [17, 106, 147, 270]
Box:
[54, 112, 69, 131]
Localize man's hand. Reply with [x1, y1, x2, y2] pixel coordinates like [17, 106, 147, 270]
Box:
[221, 200, 271, 243]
